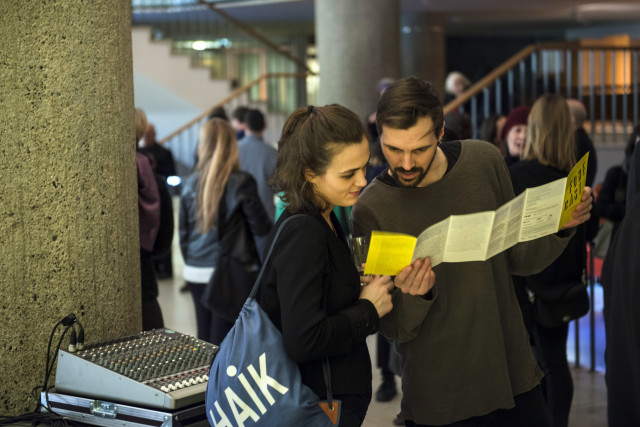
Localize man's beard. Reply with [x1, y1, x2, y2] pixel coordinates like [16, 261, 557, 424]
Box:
[390, 167, 428, 188]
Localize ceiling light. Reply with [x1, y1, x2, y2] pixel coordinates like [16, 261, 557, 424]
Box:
[192, 41, 207, 51]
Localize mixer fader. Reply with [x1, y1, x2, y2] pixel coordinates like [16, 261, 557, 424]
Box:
[54, 328, 219, 410]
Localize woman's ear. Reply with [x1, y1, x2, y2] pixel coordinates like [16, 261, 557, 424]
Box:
[304, 169, 317, 185]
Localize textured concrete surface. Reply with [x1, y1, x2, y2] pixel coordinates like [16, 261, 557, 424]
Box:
[316, 0, 401, 119]
[0, 0, 141, 415]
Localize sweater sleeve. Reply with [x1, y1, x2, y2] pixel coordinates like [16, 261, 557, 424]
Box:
[273, 217, 378, 363]
[508, 229, 575, 276]
[351, 197, 437, 343]
[379, 286, 438, 343]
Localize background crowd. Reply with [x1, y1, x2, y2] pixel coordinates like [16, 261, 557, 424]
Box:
[132, 69, 638, 426]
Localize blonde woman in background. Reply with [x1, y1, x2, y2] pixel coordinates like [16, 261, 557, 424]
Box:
[179, 118, 271, 344]
[509, 94, 592, 427]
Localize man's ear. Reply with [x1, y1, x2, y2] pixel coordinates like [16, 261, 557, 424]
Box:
[439, 121, 446, 142]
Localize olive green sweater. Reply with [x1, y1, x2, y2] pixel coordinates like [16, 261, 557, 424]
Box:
[351, 140, 573, 425]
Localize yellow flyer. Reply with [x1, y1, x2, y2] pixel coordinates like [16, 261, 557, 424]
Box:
[558, 152, 589, 229]
[360, 153, 590, 275]
[364, 231, 416, 276]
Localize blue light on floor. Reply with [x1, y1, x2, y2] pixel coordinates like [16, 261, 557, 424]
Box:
[567, 282, 605, 372]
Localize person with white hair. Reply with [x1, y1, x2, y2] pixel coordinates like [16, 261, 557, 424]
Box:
[444, 71, 471, 105]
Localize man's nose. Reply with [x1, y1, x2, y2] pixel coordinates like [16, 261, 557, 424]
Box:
[402, 153, 413, 170]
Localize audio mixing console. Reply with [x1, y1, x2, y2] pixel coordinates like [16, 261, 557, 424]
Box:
[54, 328, 219, 410]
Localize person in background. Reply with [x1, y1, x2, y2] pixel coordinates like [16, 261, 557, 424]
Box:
[367, 78, 396, 143]
[366, 78, 393, 185]
[179, 118, 271, 344]
[443, 71, 471, 106]
[595, 125, 639, 243]
[443, 111, 472, 141]
[601, 139, 640, 427]
[501, 105, 531, 167]
[509, 94, 587, 427]
[192, 106, 230, 168]
[140, 123, 177, 179]
[480, 113, 507, 156]
[140, 123, 177, 279]
[231, 105, 249, 141]
[207, 106, 228, 122]
[351, 77, 593, 427]
[134, 108, 164, 330]
[260, 104, 425, 426]
[626, 125, 640, 205]
[237, 109, 278, 260]
[567, 99, 597, 187]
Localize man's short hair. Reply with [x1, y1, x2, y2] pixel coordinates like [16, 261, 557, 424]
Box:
[232, 106, 249, 122]
[245, 109, 265, 132]
[376, 77, 444, 137]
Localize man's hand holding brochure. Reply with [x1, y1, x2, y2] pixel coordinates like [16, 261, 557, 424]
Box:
[364, 153, 592, 275]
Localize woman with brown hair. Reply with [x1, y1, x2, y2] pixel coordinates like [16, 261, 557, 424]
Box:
[509, 93, 589, 427]
[258, 105, 432, 426]
[179, 118, 271, 344]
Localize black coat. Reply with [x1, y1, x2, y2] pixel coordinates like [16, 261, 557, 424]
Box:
[601, 192, 640, 426]
[179, 170, 271, 272]
[258, 210, 379, 400]
[509, 160, 587, 333]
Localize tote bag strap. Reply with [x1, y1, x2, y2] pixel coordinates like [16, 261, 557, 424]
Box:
[248, 214, 305, 299]
[248, 214, 336, 408]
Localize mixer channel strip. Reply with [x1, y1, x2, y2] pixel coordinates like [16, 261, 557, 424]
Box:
[54, 329, 219, 410]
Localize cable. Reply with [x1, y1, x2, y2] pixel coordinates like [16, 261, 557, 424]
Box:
[3, 314, 78, 426]
[42, 325, 73, 414]
[76, 320, 85, 351]
[68, 328, 77, 353]
[34, 314, 78, 413]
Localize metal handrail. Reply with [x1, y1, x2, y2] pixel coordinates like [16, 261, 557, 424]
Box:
[444, 39, 640, 116]
[197, 0, 314, 75]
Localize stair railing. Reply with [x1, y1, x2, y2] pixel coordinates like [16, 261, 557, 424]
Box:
[157, 72, 309, 175]
[444, 39, 640, 145]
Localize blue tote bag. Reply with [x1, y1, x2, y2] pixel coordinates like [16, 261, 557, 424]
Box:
[205, 215, 339, 427]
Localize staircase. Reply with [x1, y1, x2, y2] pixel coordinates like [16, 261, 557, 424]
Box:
[131, 6, 311, 175]
[444, 35, 640, 149]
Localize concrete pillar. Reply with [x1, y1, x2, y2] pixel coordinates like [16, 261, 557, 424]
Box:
[401, 12, 447, 101]
[0, 0, 141, 414]
[292, 34, 308, 108]
[316, 0, 401, 119]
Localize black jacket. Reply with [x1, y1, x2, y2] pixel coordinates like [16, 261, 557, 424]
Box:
[509, 160, 586, 283]
[259, 210, 379, 400]
[179, 170, 271, 274]
[509, 160, 587, 332]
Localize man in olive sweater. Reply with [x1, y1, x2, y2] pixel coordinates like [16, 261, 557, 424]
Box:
[351, 77, 593, 426]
